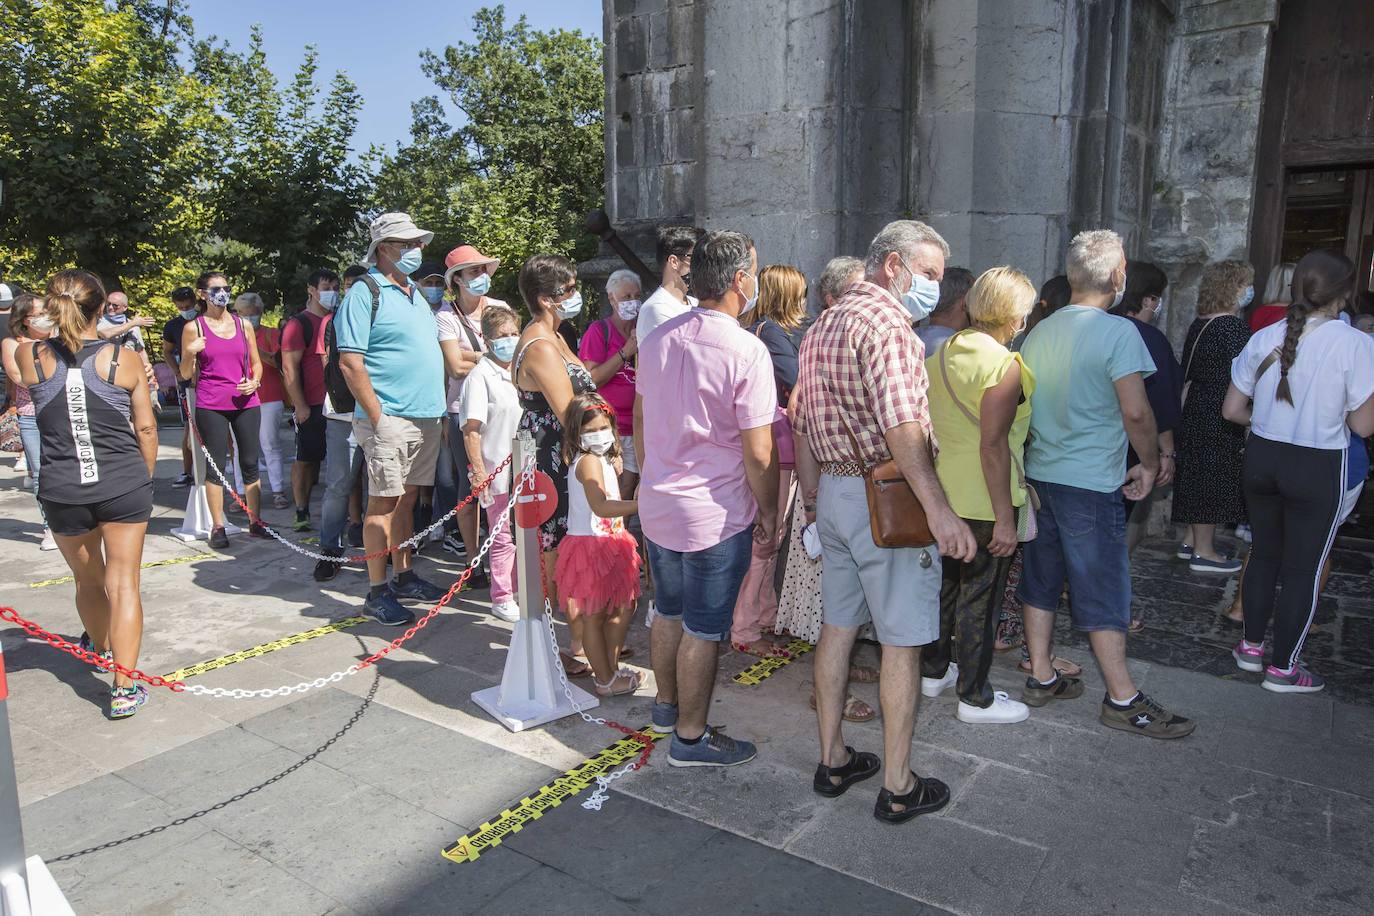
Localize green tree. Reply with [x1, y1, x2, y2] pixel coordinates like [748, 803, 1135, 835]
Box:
[0, 0, 219, 306]
[193, 26, 370, 312]
[371, 5, 603, 308]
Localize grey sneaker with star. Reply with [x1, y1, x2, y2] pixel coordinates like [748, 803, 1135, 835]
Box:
[1099, 693, 1195, 739]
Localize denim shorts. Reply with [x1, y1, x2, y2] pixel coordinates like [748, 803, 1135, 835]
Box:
[1017, 479, 1132, 632]
[646, 526, 753, 641]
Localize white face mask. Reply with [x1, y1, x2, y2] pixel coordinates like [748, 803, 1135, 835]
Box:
[616, 298, 641, 321]
[29, 316, 55, 334]
[318, 290, 339, 311]
[580, 429, 615, 455]
[740, 272, 760, 317]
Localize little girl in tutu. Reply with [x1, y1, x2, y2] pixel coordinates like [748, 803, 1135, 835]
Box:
[554, 393, 643, 696]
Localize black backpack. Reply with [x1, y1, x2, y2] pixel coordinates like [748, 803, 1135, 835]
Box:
[323, 275, 381, 414]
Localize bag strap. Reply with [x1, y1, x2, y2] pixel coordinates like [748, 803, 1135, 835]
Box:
[937, 333, 1029, 491]
[1182, 315, 1222, 380]
[458, 307, 482, 352]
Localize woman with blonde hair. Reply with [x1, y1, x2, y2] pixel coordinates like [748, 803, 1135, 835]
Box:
[923, 267, 1037, 724]
[1171, 259, 1253, 574]
[15, 270, 159, 719]
[731, 264, 805, 659]
[1248, 261, 1295, 333]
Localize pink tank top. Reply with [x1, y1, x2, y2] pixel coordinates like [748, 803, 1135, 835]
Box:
[194, 315, 260, 411]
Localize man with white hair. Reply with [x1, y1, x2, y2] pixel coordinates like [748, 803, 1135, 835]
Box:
[580, 268, 643, 489]
[793, 219, 977, 824]
[817, 256, 864, 310]
[1017, 229, 1195, 739]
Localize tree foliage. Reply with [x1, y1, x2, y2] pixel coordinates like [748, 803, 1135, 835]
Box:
[371, 6, 604, 308]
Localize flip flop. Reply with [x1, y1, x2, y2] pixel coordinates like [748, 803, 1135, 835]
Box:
[559, 652, 593, 678]
[732, 639, 793, 660]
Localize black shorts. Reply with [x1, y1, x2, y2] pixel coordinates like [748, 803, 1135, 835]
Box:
[41, 481, 154, 536]
[295, 403, 327, 463]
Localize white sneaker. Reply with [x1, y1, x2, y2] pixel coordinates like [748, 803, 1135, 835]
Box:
[14, 453, 27, 474]
[491, 600, 520, 623]
[957, 691, 1030, 724]
[644, 599, 657, 629]
[39, 528, 58, 552]
[921, 662, 958, 698]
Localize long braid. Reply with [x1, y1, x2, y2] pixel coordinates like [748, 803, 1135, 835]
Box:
[1275, 298, 1311, 406]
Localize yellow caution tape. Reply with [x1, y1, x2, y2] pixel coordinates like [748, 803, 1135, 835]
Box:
[442, 726, 666, 864]
[732, 638, 815, 685]
[29, 551, 225, 588]
[162, 616, 367, 682]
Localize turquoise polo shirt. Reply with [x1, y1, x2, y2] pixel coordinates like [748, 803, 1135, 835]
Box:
[334, 268, 446, 419]
[1020, 305, 1156, 494]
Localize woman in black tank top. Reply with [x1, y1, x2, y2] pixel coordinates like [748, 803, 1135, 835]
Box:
[16, 270, 160, 720]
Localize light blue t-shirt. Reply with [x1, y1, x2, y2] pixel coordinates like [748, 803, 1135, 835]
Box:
[335, 268, 446, 419]
[1021, 305, 1156, 494]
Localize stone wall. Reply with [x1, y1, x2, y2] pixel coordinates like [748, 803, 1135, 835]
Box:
[1147, 0, 1279, 345]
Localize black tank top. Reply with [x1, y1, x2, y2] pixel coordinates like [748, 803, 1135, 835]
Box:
[28, 339, 151, 504]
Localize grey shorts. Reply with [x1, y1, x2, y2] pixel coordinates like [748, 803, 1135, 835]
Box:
[817, 474, 941, 647]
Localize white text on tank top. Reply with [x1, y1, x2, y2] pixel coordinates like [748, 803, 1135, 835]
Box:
[66, 367, 100, 484]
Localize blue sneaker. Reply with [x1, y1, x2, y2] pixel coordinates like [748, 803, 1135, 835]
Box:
[362, 589, 416, 627]
[668, 726, 757, 768]
[391, 574, 447, 603]
[649, 700, 679, 732]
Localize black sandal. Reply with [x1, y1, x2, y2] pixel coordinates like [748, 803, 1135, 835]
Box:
[874, 772, 951, 824]
[812, 746, 880, 798]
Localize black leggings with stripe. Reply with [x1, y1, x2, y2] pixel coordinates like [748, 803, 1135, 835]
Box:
[1241, 434, 1344, 672]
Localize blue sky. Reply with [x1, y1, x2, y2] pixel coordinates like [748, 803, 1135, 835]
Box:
[186, 1, 603, 155]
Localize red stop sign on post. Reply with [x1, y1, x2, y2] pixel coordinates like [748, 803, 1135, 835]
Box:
[514, 470, 558, 529]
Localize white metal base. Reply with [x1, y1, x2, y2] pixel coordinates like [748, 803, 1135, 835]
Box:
[472, 615, 598, 732]
[1, 857, 75, 916]
[170, 485, 242, 542]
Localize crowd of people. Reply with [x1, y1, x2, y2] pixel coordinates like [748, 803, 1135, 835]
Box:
[3, 212, 1373, 826]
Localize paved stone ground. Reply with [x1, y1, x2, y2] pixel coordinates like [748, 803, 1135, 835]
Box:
[2, 429, 1372, 915]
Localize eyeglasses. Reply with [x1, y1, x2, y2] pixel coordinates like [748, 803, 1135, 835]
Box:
[206, 285, 231, 293]
[552, 282, 577, 298]
[383, 239, 423, 250]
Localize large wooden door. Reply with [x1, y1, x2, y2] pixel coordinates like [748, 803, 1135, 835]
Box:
[1250, 0, 1374, 289]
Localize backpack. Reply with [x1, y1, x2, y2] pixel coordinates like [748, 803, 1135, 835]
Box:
[324, 275, 381, 414]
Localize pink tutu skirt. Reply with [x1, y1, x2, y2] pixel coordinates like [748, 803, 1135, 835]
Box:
[554, 530, 641, 617]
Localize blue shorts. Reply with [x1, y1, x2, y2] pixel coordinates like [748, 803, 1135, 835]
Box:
[1017, 479, 1132, 632]
[646, 526, 753, 641]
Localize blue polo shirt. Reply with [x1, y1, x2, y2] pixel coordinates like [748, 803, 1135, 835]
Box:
[335, 268, 446, 419]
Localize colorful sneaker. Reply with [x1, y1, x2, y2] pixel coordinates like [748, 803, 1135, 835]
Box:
[109, 685, 148, 719]
[78, 632, 114, 665]
[1021, 674, 1084, 707]
[293, 510, 312, 532]
[1262, 663, 1325, 694]
[1099, 692, 1196, 739]
[1232, 640, 1264, 673]
[668, 726, 757, 768]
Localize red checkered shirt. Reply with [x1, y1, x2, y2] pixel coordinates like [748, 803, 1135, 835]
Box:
[794, 280, 934, 465]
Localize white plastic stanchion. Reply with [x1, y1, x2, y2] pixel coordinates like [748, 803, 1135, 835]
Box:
[472, 433, 598, 731]
[171, 388, 241, 542]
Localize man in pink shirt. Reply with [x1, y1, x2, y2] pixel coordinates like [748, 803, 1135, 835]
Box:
[633, 229, 779, 768]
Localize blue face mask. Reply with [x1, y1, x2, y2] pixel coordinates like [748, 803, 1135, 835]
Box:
[393, 247, 423, 277]
[1237, 285, 1255, 308]
[899, 260, 940, 322]
[555, 291, 584, 320]
[466, 274, 491, 296]
[179, 308, 198, 321]
[420, 286, 444, 306]
[245, 314, 262, 329]
[105, 311, 128, 325]
[489, 335, 519, 363]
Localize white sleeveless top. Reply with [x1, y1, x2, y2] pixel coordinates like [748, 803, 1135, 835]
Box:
[567, 453, 626, 537]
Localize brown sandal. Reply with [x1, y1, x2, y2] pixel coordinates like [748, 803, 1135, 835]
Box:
[733, 639, 793, 660]
[810, 691, 877, 722]
[1018, 656, 1083, 678]
[560, 652, 593, 678]
[848, 664, 880, 684]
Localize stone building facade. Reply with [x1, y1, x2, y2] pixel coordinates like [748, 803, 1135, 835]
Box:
[600, 0, 1372, 344]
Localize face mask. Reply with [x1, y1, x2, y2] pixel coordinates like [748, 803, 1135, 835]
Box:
[580, 429, 615, 455]
[489, 335, 519, 362]
[29, 316, 55, 334]
[466, 274, 491, 296]
[179, 307, 199, 321]
[318, 290, 339, 310]
[244, 314, 262, 329]
[1110, 284, 1125, 310]
[421, 286, 445, 306]
[1237, 285, 1254, 308]
[740, 272, 760, 317]
[208, 289, 232, 308]
[899, 261, 940, 321]
[393, 247, 423, 277]
[105, 311, 128, 325]
[616, 298, 641, 321]
[556, 291, 584, 320]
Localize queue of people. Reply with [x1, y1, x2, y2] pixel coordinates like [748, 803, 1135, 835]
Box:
[6, 210, 1373, 844]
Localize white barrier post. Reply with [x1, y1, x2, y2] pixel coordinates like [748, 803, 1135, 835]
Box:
[472, 432, 598, 731]
[171, 387, 241, 542]
[0, 645, 74, 916]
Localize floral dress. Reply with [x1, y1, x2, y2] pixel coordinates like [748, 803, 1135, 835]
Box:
[514, 340, 595, 551]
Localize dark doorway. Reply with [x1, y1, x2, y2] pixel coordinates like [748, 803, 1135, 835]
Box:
[1279, 167, 1374, 292]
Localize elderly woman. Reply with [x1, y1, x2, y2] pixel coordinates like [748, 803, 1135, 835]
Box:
[579, 268, 641, 491]
[924, 267, 1037, 724]
[1172, 259, 1253, 574]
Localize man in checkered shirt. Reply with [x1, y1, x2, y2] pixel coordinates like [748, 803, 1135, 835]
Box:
[793, 220, 977, 824]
